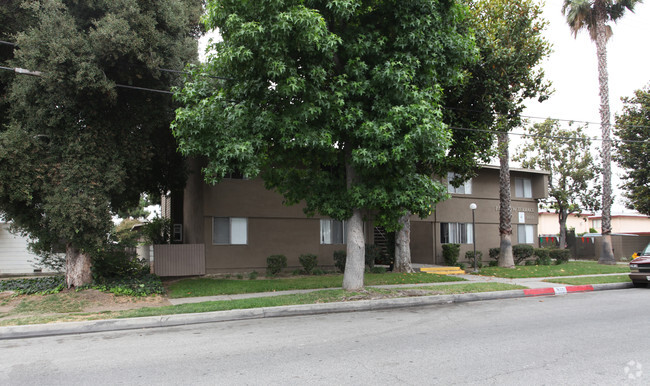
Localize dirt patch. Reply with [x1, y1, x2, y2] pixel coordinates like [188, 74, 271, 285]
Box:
[0, 289, 171, 316]
[343, 289, 441, 301]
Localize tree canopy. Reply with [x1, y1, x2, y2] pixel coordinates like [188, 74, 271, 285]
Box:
[614, 86, 650, 215]
[173, 0, 475, 289]
[0, 0, 202, 286]
[446, 0, 551, 267]
[515, 119, 601, 248]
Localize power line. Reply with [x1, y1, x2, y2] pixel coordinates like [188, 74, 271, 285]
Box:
[157, 67, 232, 81]
[0, 39, 232, 81]
[444, 106, 650, 131]
[449, 126, 648, 145]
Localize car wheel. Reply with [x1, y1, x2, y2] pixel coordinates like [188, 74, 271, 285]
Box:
[632, 281, 647, 288]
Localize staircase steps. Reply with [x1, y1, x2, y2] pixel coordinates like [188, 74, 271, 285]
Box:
[419, 267, 466, 275]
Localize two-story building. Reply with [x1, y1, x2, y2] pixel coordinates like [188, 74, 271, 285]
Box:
[158, 163, 548, 275]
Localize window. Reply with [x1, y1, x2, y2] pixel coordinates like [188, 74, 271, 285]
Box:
[447, 172, 472, 194]
[440, 223, 474, 244]
[517, 224, 535, 244]
[320, 219, 345, 244]
[212, 217, 247, 245]
[172, 224, 183, 242]
[515, 177, 532, 198]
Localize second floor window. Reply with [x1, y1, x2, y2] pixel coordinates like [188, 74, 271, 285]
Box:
[447, 172, 472, 195]
[515, 177, 532, 198]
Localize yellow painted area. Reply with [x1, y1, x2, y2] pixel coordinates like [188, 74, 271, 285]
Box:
[420, 267, 466, 275]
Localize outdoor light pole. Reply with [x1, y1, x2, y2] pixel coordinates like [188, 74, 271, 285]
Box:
[470, 203, 477, 273]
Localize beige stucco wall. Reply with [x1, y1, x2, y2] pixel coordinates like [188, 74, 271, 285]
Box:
[538, 212, 592, 235]
[589, 215, 650, 234]
[181, 167, 548, 273]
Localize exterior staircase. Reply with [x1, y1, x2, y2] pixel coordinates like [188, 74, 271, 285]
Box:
[419, 266, 466, 275]
[373, 226, 389, 257]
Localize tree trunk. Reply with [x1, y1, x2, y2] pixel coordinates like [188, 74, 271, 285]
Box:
[498, 132, 515, 268]
[394, 213, 414, 273]
[558, 209, 568, 250]
[65, 244, 92, 288]
[595, 1, 615, 265]
[342, 157, 365, 290]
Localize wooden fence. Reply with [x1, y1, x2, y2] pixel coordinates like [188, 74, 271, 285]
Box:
[152, 244, 205, 277]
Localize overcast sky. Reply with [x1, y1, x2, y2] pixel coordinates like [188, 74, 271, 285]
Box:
[523, 0, 650, 213]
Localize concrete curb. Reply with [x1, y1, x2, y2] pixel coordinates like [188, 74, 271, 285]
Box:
[0, 282, 633, 340]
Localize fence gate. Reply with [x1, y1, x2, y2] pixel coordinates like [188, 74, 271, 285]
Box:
[153, 244, 205, 276]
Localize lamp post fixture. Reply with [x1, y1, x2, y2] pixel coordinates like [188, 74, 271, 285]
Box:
[469, 203, 478, 273]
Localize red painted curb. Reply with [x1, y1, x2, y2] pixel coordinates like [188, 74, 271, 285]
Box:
[524, 285, 594, 297]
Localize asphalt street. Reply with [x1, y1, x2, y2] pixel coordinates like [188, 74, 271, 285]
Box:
[1, 288, 648, 385]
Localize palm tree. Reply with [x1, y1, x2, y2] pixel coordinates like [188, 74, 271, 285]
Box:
[562, 0, 642, 265]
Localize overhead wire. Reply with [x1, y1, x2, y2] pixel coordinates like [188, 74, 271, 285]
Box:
[1, 40, 648, 143]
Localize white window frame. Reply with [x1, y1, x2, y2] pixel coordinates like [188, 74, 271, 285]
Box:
[515, 177, 532, 198]
[517, 224, 535, 244]
[212, 217, 248, 245]
[320, 219, 346, 245]
[440, 222, 474, 244]
[447, 172, 472, 195]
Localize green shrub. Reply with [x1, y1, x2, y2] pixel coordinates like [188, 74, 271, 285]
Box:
[512, 245, 534, 265]
[534, 248, 552, 266]
[312, 268, 325, 276]
[488, 260, 498, 267]
[442, 244, 460, 266]
[87, 274, 164, 297]
[465, 251, 483, 269]
[365, 244, 380, 269]
[236, 273, 244, 280]
[299, 254, 318, 274]
[91, 244, 148, 283]
[458, 262, 466, 270]
[0, 276, 65, 295]
[489, 247, 500, 262]
[525, 260, 536, 266]
[334, 250, 346, 273]
[291, 269, 302, 275]
[370, 266, 386, 274]
[550, 248, 571, 264]
[248, 271, 259, 280]
[266, 254, 288, 276]
[141, 216, 171, 245]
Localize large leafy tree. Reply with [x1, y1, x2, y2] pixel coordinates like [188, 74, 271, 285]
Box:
[562, 0, 642, 264]
[446, 0, 551, 268]
[173, 0, 474, 290]
[0, 0, 202, 287]
[515, 119, 601, 249]
[614, 86, 650, 215]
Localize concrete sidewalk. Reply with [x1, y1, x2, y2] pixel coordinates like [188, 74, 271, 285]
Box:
[167, 272, 628, 305]
[0, 273, 633, 340]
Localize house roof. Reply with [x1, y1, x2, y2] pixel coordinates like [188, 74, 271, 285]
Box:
[479, 164, 550, 175]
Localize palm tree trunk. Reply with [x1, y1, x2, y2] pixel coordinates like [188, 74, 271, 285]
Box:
[595, 1, 615, 265]
[498, 132, 515, 268]
[394, 213, 414, 273]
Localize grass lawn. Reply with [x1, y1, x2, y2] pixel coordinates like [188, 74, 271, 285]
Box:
[476, 261, 630, 279]
[0, 282, 524, 327]
[166, 272, 466, 298]
[543, 275, 631, 285]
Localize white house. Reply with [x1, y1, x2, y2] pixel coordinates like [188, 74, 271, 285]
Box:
[0, 222, 54, 275]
